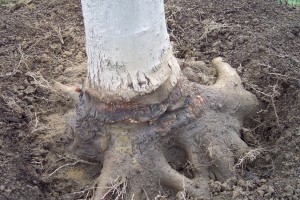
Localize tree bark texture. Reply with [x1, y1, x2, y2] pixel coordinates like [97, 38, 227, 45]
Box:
[81, 0, 180, 103]
[66, 58, 259, 199]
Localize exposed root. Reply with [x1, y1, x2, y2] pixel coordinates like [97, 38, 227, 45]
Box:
[26, 71, 57, 93]
[212, 57, 242, 88]
[91, 149, 131, 200]
[100, 175, 127, 200]
[245, 82, 282, 128]
[30, 111, 39, 133]
[235, 148, 262, 168]
[53, 81, 80, 103]
[65, 57, 259, 199]
[0, 44, 27, 78]
[45, 155, 96, 177]
[48, 160, 80, 177]
[152, 150, 209, 197]
[176, 179, 189, 200]
[154, 192, 167, 200]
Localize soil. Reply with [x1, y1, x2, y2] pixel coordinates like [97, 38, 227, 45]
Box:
[0, 0, 299, 199]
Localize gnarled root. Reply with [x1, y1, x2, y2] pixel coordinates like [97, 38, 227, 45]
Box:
[66, 58, 259, 199]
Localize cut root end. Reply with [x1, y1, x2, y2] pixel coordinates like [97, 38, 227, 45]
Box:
[53, 81, 80, 103]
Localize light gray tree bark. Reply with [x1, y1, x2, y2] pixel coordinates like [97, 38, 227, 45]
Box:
[82, 0, 180, 103]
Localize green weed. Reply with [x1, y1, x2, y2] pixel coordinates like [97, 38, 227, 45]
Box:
[278, 0, 300, 6]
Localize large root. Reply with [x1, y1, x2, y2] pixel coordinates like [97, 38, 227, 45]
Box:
[65, 58, 259, 199]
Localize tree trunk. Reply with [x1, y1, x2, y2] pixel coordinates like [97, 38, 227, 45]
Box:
[64, 0, 260, 199]
[82, 0, 180, 103]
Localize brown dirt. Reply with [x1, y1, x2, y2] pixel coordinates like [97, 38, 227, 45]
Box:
[0, 0, 299, 199]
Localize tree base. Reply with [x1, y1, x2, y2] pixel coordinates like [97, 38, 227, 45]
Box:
[65, 58, 259, 199]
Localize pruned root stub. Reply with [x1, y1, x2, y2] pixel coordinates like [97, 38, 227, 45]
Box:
[65, 58, 259, 199]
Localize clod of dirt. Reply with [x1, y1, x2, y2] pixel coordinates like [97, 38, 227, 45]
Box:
[23, 85, 36, 94]
[232, 186, 245, 199]
[75, 51, 84, 62]
[181, 60, 216, 85]
[283, 185, 295, 197]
